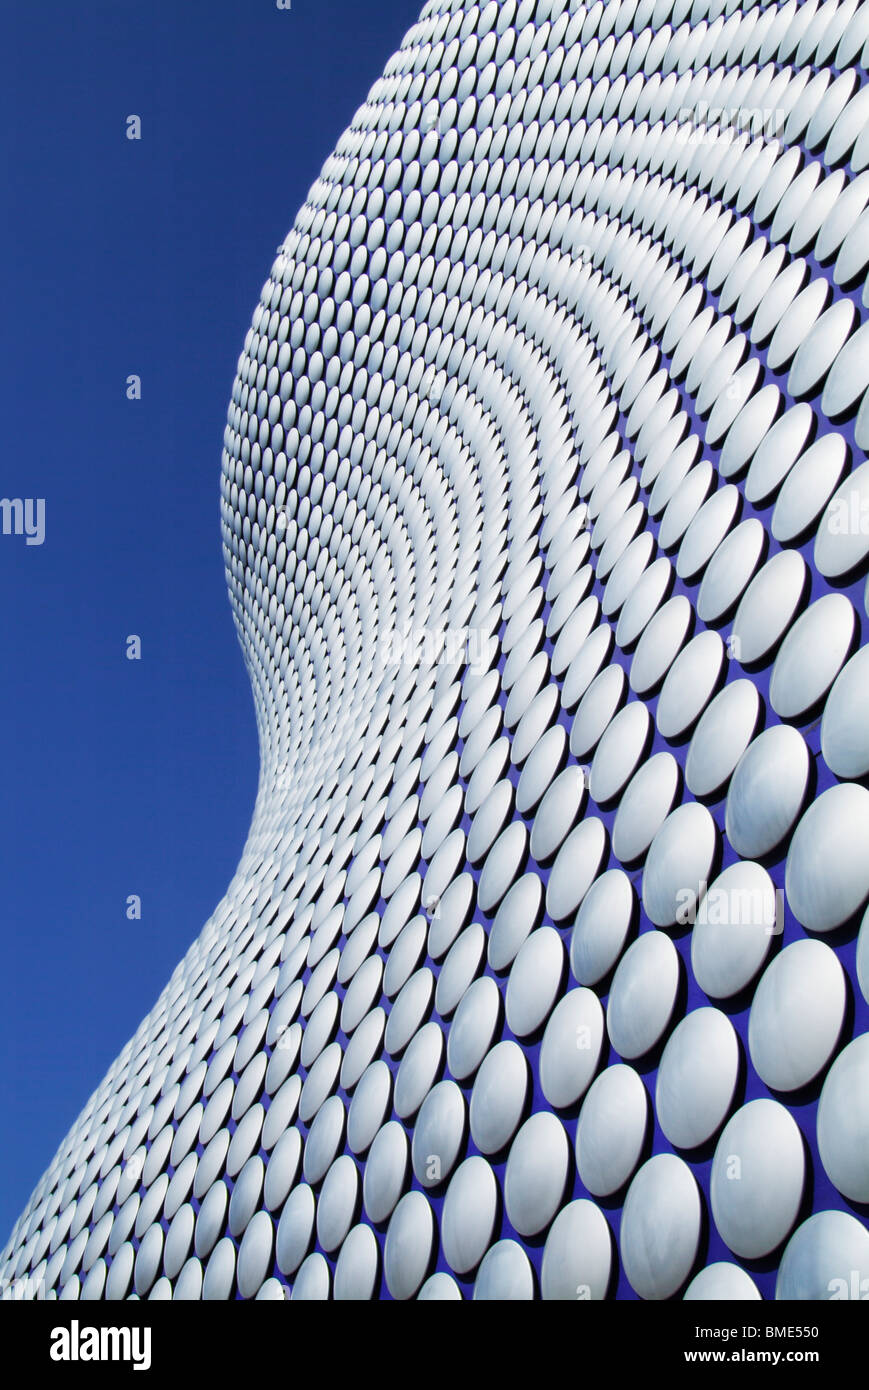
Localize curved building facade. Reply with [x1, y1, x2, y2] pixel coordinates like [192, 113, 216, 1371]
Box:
[5, 0, 869, 1301]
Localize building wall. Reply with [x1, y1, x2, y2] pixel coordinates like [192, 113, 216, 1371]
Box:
[5, 0, 869, 1301]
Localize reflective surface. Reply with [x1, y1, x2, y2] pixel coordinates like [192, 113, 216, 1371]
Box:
[642, 803, 717, 929]
[691, 861, 777, 1000]
[7, 0, 869, 1309]
[655, 1009, 739, 1151]
[749, 941, 846, 1093]
[711, 1101, 805, 1260]
[607, 932, 680, 1061]
[786, 783, 869, 932]
[821, 644, 869, 778]
[621, 1155, 701, 1301]
[685, 680, 760, 798]
[576, 1065, 648, 1200]
[726, 726, 809, 860]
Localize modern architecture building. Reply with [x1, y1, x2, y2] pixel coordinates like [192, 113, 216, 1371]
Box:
[4, 0, 869, 1300]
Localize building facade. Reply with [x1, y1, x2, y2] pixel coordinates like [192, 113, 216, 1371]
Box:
[5, 0, 869, 1300]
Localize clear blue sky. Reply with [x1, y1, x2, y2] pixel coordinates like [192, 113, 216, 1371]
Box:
[0, 0, 422, 1241]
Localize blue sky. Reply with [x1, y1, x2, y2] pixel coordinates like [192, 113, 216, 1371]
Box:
[0, 0, 422, 1241]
